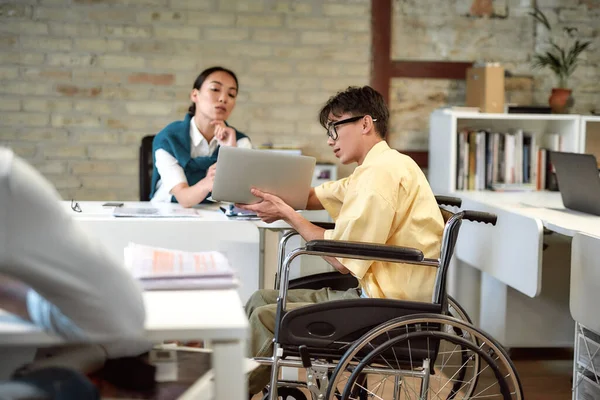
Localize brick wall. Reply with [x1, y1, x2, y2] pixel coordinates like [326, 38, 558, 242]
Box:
[0, 0, 598, 200]
[389, 0, 600, 151]
[0, 0, 370, 200]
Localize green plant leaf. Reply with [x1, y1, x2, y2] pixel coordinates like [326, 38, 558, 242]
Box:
[529, 7, 592, 85]
[529, 7, 551, 31]
[550, 42, 567, 71]
[566, 40, 592, 76]
[532, 53, 562, 76]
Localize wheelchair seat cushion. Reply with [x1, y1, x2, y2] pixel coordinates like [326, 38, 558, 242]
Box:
[277, 298, 442, 359]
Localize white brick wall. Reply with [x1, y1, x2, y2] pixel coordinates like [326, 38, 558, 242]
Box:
[0, 0, 598, 200]
[0, 0, 371, 200]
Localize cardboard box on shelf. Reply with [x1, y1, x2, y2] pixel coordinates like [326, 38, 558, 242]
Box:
[466, 64, 505, 113]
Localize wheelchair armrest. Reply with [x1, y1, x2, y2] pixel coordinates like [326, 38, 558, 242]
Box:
[311, 221, 335, 230]
[289, 271, 359, 291]
[305, 240, 424, 262]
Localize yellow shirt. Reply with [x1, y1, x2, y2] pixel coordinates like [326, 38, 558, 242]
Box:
[314, 141, 444, 302]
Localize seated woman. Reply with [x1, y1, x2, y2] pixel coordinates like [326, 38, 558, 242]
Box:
[150, 66, 252, 207]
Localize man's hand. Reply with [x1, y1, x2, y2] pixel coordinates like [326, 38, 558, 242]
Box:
[236, 188, 294, 223]
[210, 120, 237, 147]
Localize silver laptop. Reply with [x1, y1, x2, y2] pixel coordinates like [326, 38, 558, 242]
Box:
[550, 151, 600, 216]
[212, 147, 316, 210]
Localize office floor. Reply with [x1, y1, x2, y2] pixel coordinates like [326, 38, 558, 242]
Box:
[248, 357, 573, 399]
[98, 352, 573, 399]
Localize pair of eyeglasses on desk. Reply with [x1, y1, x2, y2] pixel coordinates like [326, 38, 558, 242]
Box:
[71, 199, 82, 213]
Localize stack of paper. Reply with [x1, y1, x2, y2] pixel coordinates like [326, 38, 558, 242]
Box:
[113, 207, 204, 218]
[124, 243, 238, 290]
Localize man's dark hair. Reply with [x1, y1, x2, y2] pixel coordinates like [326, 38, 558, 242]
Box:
[318, 86, 389, 139]
[188, 66, 239, 116]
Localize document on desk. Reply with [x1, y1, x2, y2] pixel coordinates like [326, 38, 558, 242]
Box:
[113, 207, 203, 218]
[124, 243, 238, 290]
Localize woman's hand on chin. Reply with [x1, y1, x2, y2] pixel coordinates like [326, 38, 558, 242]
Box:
[211, 120, 237, 147]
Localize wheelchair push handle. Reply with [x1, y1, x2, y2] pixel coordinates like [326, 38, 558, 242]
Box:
[434, 195, 462, 208]
[462, 210, 497, 225]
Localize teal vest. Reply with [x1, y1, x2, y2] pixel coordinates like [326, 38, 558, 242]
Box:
[149, 114, 248, 203]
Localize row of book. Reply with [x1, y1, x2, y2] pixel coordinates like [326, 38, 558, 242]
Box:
[456, 129, 563, 191]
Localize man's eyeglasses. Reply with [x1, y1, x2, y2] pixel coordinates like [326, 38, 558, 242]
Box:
[326, 115, 377, 141]
[71, 199, 82, 213]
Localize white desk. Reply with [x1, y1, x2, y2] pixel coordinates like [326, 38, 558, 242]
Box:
[450, 191, 600, 347]
[62, 201, 260, 303]
[63, 201, 334, 295]
[0, 289, 248, 399]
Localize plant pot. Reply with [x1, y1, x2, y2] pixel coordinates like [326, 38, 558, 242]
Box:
[548, 88, 574, 114]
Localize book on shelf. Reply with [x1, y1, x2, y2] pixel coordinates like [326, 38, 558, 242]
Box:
[455, 129, 564, 191]
[124, 243, 238, 290]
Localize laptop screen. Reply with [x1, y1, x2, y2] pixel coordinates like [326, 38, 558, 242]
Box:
[550, 151, 600, 216]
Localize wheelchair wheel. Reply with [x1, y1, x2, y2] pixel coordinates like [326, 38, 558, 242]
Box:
[446, 295, 481, 397]
[326, 314, 523, 400]
[447, 295, 473, 324]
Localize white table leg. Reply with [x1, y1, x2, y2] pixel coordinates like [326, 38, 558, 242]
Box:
[213, 339, 246, 399]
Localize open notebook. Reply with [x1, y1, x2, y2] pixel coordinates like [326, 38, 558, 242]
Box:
[124, 243, 238, 290]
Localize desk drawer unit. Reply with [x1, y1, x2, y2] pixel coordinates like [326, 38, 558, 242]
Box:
[575, 372, 600, 400]
[577, 328, 600, 374]
[575, 325, 600, 399]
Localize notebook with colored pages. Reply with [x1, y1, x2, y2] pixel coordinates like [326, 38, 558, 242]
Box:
[124, 243, 238, 290]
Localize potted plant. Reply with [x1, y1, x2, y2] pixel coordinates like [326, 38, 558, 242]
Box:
[529, 7, 592, 113]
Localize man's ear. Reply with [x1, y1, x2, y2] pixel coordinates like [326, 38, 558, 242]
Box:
[362, 115, 374, 135]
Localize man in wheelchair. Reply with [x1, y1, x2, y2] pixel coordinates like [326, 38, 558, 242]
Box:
[238, 86, 446, 396]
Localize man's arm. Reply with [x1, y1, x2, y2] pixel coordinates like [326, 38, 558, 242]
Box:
[305, 188, 324, 210]
[4, 154, 146, 342]
[237, 189, 350, 274]
[284, 211, 350, 274]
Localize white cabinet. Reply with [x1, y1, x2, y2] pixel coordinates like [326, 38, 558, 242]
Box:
[428, 109, 598, 348]
[428, 109, 583, 195]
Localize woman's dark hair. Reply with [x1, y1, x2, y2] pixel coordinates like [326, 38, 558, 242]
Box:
[318, 86, 389, 139]
[187, 66, 239, 116]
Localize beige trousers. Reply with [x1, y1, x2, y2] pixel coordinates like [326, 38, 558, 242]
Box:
[245, 287, 360, 395]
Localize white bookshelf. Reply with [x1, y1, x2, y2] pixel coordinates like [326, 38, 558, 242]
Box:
[429, 109, 598, 350]
[581, 116, 600, 164]
[428, 109, 582, 194]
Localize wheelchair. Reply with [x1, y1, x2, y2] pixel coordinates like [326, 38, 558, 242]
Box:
[254, 196, 523, 400]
